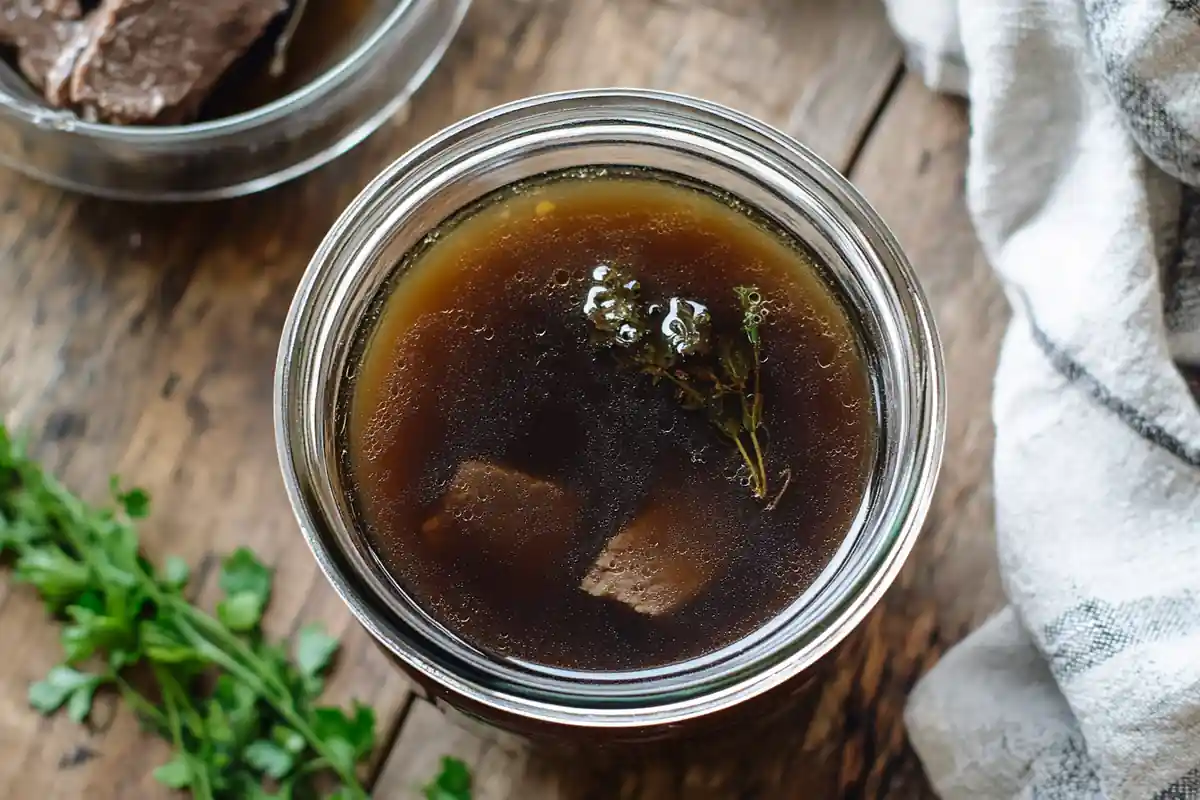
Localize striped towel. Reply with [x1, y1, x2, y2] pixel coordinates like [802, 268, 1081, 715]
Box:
[881, 1, 1200, 798]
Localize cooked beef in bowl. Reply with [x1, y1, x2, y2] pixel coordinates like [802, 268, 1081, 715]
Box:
[0, 0, 471, 200]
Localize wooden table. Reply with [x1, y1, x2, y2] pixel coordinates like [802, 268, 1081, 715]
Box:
[0, 1, 1010, 797]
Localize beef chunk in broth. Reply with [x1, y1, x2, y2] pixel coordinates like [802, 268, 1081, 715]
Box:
[64, 0, 287, 124]
[422, 460, 580, 583]
[581, 493, 730, 617]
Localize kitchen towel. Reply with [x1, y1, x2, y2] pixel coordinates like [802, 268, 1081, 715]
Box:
[879, 1, 1200, 798]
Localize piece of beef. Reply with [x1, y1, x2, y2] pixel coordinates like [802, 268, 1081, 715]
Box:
[421, 460, 581, 582]
[0, 1, 84, 43]
[65, 0, 287, 124]
[581, 495, 729, 617]
[0, 0, 84, 90]
[41, 11, 107, 106]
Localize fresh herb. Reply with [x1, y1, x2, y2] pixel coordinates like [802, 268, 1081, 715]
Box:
[422, 757, 473, 800]
[0, 423, 377, 799]
[585, 266, 787, 504]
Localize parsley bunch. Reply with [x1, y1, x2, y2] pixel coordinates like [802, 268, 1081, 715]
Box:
[0, 423, 376, 799]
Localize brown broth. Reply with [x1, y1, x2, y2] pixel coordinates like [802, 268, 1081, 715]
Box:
[343, 169, 875, 672]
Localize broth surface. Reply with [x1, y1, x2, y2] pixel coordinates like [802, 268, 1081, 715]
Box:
[345, 169, 875, 672]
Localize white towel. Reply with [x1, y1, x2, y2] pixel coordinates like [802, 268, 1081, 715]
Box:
[880, 1, 1200, 798]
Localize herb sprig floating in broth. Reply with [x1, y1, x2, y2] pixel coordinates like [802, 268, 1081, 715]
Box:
[584, 265, 788, 504]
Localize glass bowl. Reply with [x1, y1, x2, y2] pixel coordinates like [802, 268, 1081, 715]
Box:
[0, 0, 471, 202]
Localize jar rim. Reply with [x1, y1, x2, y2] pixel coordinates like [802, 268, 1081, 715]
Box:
[275, 89, 946, 729]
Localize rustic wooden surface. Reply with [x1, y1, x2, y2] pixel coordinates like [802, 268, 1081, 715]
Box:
[0, 1, 1007, 798]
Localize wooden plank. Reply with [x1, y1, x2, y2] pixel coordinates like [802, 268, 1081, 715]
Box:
[373, 73, 1009, 798]
[395, 0, 903, 170]
[0, 0, 903, 797]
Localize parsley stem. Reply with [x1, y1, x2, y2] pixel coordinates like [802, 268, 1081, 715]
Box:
[171, 614, 366, 793]
[158, 666, 215, 800]
[170, 600, 294, 697]
[113, 673, 167, 728]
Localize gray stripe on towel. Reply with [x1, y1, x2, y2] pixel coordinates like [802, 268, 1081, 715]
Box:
[1040, 593, 1200, 680]
[1152, 764, 1200, 799]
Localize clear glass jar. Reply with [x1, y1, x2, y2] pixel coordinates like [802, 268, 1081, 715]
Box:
[275, 89, 945, 742]
[0, 0, 470, 202]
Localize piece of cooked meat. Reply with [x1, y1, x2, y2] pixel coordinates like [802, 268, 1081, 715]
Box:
[581, 496, 727, 617]
[41, 13, 101, 106]
[65, 0, 288, 124]
[0, 1, 84, 41]
[0, 0, 84, 90]
[422, 460, 581, 580]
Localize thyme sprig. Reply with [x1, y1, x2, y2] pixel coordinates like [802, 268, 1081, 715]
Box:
[584, 266, 785, 503]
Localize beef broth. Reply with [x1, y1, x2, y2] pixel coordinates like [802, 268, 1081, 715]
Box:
[343, 168, 876, 672]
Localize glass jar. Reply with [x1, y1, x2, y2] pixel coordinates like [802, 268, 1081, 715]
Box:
[0, 0, 470, 201]
[275, 89, 945, 743]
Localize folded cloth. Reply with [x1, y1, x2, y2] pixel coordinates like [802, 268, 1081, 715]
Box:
[880, 1, 1200, 798]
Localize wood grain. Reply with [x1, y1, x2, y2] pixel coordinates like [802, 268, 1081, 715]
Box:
[372, 75, 1010, 799]
[0, 0, 907, 798]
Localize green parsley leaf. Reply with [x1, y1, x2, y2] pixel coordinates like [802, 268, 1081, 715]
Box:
[244, 739, 295, 780]
[313, 703, 376, 773]
[0, 517, 39, 554]
[211, 674, 260, 732]
[162, 556, 190, 590]
[66, 679, 99, 722]
[294, 624, 339, 680]
[271, 725, 306, 755]
[219, 547, 272, 605]
[74, 589, 105, 614]
[423, 756, 473, 800]
[29, 666, 98, 714]
[115, 485, 151, 519]
[140, 620, 200, 664]
[328, 788, 368, 800]
[216, 591, 265, 632]
[61, 604, 135, 663]
[152, 755, 193, 789]
[14, 546, 91, 607]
